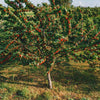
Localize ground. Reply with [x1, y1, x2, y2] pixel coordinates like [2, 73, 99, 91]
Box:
[0, 61, 100, 100]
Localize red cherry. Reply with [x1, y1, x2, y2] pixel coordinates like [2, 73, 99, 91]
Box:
[29, 30, 31, 33]
[65, 17, 68, 20]
[23, 56, 26, 59]
[24, 18, 27, 21]
[68, 20, 70, 24]
[17, 34, 19, 37]
[48, 18, 50, 21]
[28, 53, 31, 56]
[24, 0, 27, 3]
[19, 55, 21, 57]
[37, 37, 39, 41]
[58, 10, 61, 13]
[4, 9, 6, 12]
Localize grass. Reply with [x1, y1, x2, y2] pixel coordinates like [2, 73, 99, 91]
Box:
[0, 60, 100, 100]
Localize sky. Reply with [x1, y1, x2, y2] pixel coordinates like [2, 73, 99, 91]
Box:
[0, 0, 100, 7]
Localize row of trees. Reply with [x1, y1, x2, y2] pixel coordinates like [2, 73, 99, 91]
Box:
[0, 0, 100, 88]
[79, 7, 100, 17]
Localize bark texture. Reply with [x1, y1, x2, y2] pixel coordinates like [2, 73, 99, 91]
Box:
[47, 72, 52, 89]
[47, 57, 56, 89]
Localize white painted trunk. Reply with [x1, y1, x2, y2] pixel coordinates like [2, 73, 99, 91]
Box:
[47, 72, 52, 89]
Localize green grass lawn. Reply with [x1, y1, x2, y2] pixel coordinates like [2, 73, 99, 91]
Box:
[0, 61, 100, 100]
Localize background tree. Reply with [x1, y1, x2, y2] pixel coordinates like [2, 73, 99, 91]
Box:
[49, 0, 73, 7]
[0, 0, 100, 89]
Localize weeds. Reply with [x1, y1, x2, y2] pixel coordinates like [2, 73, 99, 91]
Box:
[16, 87, 30, 98]
[36, 92, 53, 100]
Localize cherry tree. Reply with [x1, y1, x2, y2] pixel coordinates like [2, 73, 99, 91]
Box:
[0, 0, 100, 89]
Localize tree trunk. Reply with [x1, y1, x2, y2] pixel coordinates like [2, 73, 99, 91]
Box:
[47, 72, 52, 89]
[47, 57, 56, 89]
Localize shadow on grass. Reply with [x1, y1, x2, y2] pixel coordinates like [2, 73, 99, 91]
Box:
[0, 64, 47, 88]
[0, 61, 100, 92]
[52, 62, 100, 93]
[1, 81, 47, 88]
[0, 75, 8, 82]
[0, 75, 47, 88]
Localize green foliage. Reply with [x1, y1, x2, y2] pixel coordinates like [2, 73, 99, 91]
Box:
[81, 98, 89, 100]
[0, 83, 15, 93]
[37, 92, 53, 100]
[16, 88, 30, 98]
[0, 0, 100, 73]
